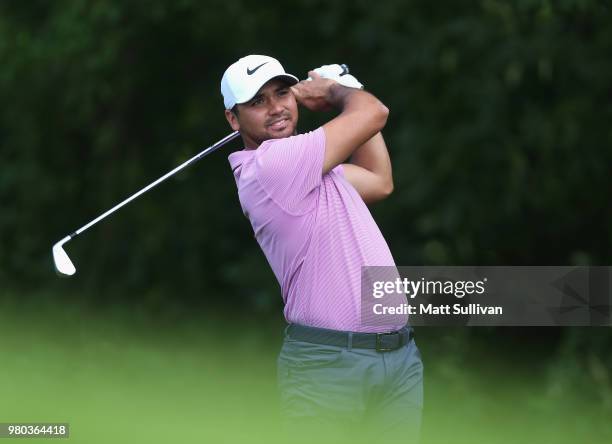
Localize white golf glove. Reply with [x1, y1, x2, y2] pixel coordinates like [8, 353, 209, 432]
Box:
[308, 64, 364, 89]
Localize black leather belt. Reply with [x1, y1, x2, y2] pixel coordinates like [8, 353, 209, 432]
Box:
[286, 324, 414, 352]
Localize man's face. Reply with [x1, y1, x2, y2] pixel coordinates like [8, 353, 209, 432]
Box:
[225, 78, 299, 148]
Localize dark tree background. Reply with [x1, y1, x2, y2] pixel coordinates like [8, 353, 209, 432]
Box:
[1, 0, 610, 407]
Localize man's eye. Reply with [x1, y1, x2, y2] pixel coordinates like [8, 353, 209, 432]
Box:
[278, 89, 289, 96]
[251, 98, 263, 106]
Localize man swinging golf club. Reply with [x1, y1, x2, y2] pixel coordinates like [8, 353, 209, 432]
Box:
[221, 55, 423, 442]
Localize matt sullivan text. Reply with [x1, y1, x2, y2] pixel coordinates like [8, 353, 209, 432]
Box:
[373, 303, 503, 315]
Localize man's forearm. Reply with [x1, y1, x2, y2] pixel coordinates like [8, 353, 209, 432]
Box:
[292, 72, 389, 174]
[326, 83, 355, 109]
[349, 132, 393, 186]
[327, 83, 388, 121]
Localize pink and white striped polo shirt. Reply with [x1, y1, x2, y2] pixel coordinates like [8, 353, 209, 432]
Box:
[228, 127, 406, 332]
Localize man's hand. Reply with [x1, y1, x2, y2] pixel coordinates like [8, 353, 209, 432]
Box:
[290, 71, 342, 112]
[311, 64, 363, 89]
[292, 67, 389, 176]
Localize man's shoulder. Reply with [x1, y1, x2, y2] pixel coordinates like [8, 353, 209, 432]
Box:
[258, 127, 325, 153]
[228, 149, 255, 171]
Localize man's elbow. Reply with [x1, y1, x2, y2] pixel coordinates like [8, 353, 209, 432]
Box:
[381, 179, 394, 198]
[376, 177, 394, 201]
[374, 103, 389, 132]
[363, 181, 393, 204]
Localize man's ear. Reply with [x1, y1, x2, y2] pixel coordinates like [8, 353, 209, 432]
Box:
[225, 109, 240, 131]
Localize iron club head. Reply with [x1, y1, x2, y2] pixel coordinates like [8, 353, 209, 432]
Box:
[52, 236, 76, 276]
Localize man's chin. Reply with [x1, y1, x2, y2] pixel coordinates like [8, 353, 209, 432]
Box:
[265, 125, 297, 140]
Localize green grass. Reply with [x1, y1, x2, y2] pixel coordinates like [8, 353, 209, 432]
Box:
[0, 297, 610, 443]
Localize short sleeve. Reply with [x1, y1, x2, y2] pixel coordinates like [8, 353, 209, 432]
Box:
[254, 127, 325, 214]
[332, 163, 344, 177]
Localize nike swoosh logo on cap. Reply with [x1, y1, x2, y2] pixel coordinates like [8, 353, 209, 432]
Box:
[247, 62, 268, 75]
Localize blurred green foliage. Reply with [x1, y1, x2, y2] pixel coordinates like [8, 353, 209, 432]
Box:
[1, 0, 611, 427]
[0, 301, 610, 443]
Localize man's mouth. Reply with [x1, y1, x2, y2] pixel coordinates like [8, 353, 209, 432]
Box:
[267, 117, 290, 131]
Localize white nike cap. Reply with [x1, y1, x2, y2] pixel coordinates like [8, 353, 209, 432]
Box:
[221, 55, 299, 110]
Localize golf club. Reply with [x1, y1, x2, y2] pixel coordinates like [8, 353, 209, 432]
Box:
[52, 130, 240, 277]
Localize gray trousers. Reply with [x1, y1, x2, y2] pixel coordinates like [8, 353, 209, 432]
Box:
[277, 326, 423, 443]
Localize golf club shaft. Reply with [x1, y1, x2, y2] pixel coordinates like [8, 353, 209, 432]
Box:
[68, 130, 240, 239]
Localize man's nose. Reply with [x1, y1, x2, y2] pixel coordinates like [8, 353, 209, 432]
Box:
[267, 97, 284, 114]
